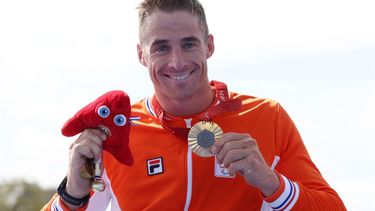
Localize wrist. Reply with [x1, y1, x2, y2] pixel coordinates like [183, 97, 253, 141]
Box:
[57, 177, 90, 208]
[66, 181, 91, 199]
[260, 171, 280, 197]
[261, 172, 300, 210]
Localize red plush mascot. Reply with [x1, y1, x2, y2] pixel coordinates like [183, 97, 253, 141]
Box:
[61, 90, 137, 191]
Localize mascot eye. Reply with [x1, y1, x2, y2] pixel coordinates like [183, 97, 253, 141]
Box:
[97, 105, 110, 118]
[114, 114, 126, 126]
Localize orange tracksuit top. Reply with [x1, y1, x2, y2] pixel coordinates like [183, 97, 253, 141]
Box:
[44, 82, 346, 211]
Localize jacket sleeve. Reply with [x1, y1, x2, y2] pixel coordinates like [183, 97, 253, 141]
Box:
[41, 171, 117, 211]
[41, 194, 88, 211]
[262, 103, 346, 210]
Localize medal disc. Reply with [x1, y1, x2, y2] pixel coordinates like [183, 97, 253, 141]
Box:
[188, 121, 223, 157]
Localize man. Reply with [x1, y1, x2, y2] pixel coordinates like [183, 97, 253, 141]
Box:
[44, 0, 346, 210]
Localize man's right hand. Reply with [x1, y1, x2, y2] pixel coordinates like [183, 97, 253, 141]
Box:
[62, 128, 107, 209]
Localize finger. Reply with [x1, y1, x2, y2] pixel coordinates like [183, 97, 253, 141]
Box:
[226, 149, 269, 178]
[215, 140, 252, 164]
[212, 132, 252, 154]
[75, 143, 94, 159]
[221, 149, 252, 168]
[90, 128, 108, 141]
[227, 159, 250, 177]
[81, 130, 104, 161]
[74, 141, 102, 161]
[90, 144, 103, 161]
[77, 129, 106, 146]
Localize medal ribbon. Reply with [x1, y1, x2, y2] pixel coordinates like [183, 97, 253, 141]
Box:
[151, 81, 242, 138]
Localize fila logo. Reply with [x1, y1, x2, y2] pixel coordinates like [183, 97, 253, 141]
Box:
[147, 157, 164, 176]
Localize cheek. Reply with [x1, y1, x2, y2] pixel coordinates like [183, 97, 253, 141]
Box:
[147, 60, 161, 82]
[149, 56, 166, 72]
[189, 50, 207, 63]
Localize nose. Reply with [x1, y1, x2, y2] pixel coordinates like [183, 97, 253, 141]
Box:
[168, 48, 185, 71]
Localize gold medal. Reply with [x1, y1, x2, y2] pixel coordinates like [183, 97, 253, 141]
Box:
[188, 121, 223, 157]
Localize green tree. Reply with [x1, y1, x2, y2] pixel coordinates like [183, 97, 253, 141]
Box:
[0, 179, 55, 211]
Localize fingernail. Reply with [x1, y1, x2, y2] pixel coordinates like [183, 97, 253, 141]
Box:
[211, 146, 217, 154]
[216, 159, 222, 165]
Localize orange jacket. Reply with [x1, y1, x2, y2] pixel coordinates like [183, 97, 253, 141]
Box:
[43, 82, 345, 211]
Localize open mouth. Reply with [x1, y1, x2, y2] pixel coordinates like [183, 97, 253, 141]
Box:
[165, 70, 195, 81]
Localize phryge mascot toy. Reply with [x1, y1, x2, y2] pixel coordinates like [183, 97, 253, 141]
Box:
[61, 90, 137, 191]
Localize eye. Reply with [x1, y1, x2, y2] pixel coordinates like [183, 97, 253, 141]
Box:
[114, 114, 127, 126]
[97, 105, 110, 118]
[182, 42, 196, 49]
[153, 44, 169, 53]
[156, 46, 168, 53]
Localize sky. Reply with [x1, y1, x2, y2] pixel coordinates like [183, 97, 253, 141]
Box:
[0, 0, 374, 210]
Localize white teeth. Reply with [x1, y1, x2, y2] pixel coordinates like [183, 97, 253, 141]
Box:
[169, 72, 190, 80]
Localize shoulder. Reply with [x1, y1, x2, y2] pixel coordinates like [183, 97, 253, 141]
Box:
[230, 91, 280, 112]
[129, 97, 160, 128]
[130, 97, 153, 116]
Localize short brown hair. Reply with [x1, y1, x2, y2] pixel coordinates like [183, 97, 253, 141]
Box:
[138, 0, 209, 40]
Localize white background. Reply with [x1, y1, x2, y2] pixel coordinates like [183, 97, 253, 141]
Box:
[0, 0, 374, 210]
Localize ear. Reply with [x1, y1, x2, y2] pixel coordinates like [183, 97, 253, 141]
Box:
[137, 44, 147, 67]
[206, 34, 215, 59]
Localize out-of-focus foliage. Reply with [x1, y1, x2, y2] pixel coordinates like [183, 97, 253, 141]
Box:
[0, 179, 55, 211]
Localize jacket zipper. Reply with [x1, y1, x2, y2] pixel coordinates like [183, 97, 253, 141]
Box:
[183, 118, 193, 211]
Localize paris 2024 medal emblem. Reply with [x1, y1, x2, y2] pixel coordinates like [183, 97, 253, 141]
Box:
[188, 121, 223, 157]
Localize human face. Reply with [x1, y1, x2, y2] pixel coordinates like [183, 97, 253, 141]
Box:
[137, 11, 214, 103]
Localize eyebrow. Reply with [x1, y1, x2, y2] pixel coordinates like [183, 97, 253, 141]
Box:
[182, 36, 201, 44]
[150, 39, 168, 48]
[150, 36, 201, 48]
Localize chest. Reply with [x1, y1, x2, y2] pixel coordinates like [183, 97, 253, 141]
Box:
[104, 114, 278, 210]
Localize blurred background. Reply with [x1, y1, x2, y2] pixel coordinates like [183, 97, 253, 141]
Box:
[0, 0, 374, 210]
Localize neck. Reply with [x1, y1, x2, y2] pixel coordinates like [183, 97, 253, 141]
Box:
[155, 86, 214, 117]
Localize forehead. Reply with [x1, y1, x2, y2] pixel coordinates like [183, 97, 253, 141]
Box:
[140, 10, 204, 43]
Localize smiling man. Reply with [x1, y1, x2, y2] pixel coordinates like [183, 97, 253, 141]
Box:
[138, 10, 215, 117]
[43, 0, 346, 210]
